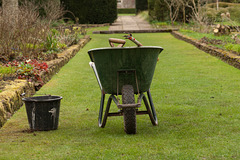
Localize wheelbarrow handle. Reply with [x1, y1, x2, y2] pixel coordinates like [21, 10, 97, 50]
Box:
[123, 34, 142, 47]
[109, 38, 126, 47]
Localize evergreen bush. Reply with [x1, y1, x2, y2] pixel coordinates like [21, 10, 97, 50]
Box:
[148, 0, 155, 18]
[154, 0, 168, 21]
[118, 8, 136, 14]
[228, 6, 240, 22]
[136, 0, 148, 13]
[60, 0, 117, 24]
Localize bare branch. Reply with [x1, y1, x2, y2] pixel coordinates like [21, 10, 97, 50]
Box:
[163, 0, 181, 25]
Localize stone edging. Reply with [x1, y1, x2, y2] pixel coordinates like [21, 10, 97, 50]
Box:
[0, 35, 91, 127]
[93, 28, 179, 34]
[171, 31, 240, 69]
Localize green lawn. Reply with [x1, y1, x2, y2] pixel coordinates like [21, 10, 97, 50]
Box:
[1, 32, 240, 159]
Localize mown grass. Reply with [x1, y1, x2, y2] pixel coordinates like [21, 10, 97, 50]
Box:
[118, 13, 136, 16]
[1, 32, 240, 159]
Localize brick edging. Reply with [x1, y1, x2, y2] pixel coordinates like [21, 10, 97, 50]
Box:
[0, 35, 91, 128]
[171, 31, 240, 69]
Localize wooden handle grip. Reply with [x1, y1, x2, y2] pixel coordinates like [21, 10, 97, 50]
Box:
[109, 38, 126, 44]
[109, 38, 126, 47]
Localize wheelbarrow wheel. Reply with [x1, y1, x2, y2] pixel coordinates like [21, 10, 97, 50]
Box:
[122, 85, 136, 134]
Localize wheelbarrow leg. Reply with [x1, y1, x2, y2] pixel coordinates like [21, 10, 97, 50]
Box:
[100, 96, 113, 128]
[98, 92, 105, 127]
[99, 93, 113, 128]
[147, 90, 158, 125]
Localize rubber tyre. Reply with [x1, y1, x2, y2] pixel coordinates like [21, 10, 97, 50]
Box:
[122, 85, 136, 134]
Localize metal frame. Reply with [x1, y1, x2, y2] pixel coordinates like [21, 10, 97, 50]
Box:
[98, 90, 158, 128]
[90, 62, 158, 128]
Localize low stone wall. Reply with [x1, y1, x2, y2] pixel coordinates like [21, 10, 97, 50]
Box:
[171, 31, 240, 70]
[0, 80, 35, 127]
[0, 35, 91, 128]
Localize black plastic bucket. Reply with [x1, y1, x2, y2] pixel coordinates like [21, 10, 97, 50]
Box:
[22, 96, 62, 131]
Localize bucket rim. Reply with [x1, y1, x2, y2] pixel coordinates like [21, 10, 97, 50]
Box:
[22, 95, 63, 102]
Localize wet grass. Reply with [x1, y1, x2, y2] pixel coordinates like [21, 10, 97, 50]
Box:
[1, 33, 240, 159]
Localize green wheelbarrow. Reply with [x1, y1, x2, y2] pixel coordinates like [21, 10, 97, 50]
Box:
[88, 35, 163, 134]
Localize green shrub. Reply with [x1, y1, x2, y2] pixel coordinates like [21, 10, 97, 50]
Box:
[136, 0, 148, 13]
[228, 6, 240, 22]
[206, 2, 240, 23]
[148, 0, 155, 18]
[225, 43, 240, 53]
[207, 3, 215, 8]
[60, 0, 117, 24]
[216, 7, 229, 20]
[205, 8, 218, 22]
[225, 43, 234, 51]
[207, 2, 240, 9]
[154, 0, 168, 21]
[219, 2, 231, 8]
[118, 8, 136, 14]
[180, 29, 195, 33]
[0, 66, 16, 75]
[0, 65, 17, 81]
[148, 0, 169, 22]
[44, 30, 59, 52]
[233, 44, 240, 53]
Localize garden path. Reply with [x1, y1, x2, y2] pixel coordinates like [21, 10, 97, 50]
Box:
[109, 15, 153, 31]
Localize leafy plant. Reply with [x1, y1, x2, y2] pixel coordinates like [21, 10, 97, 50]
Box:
[0, 65, 17, 80]
[225, 43, 240, 53]
[224, 43, 234, 51]
[6, 59, 48, 87]
[44, 33, 59, 52]
[60, 27, 84, 46]
[0, 65, 16, 75]
[232, 44, 240, 53]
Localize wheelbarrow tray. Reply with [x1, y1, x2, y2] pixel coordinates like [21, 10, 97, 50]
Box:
[88, 46, 163, 95]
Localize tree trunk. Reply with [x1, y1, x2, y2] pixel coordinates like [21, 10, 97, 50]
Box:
[2, 0, 18, 27]
[182, 5, 186, 24]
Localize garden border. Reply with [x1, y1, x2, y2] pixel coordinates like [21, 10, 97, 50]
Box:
[93, 28, 179, 34]
[171, 31, 240, 70]
[0, 35, 91, 128]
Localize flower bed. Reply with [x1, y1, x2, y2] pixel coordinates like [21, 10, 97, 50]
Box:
[0, 35, 91, 128]
[171, 31, 240, 69]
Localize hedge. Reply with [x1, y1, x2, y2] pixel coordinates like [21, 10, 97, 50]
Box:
[60, 0, 117, 24]
[136, 0, 148, 13]
[118, 8, 136, 14]
[148, 0, 155, 18]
